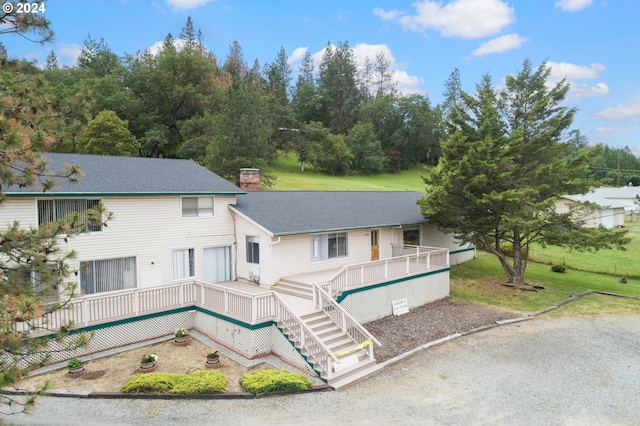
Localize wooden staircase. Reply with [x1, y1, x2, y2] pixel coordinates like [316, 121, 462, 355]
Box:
[274, 278, 382, 390]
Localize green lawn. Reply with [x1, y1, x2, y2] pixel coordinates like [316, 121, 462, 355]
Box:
[451, 251, 640, 314]
[268, 152, 427, 191]
[527, 220, 640, 279]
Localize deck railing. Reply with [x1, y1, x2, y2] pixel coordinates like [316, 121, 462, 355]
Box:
[272, 292, 339, 379]
[319, 246, 449, 298]
[29, 281, 277, 337]
[312, 284, 381, 362]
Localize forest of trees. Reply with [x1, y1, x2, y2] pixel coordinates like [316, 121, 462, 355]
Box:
[3, 17, 639, 185]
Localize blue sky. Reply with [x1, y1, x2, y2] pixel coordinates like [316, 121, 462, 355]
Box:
[3, 0, 640, 154]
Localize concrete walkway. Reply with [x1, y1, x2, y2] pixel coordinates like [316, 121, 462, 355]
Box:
[4, 314, 640, 425]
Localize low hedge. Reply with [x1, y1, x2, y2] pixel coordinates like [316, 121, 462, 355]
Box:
[241, 369, 313, 394]
[121, 371, 226, 394]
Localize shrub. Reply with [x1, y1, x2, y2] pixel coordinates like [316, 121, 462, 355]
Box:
[121, 373, 181, 393]
[170, 371, 226, 395]
[551, 264, 566, 273]
[241, 369, 313, 394]
[66, 358, 83, 369]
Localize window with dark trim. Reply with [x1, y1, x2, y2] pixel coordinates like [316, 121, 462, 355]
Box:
[246, 236, 260, 264]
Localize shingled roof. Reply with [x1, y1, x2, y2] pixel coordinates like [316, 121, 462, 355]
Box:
[231, 191, 426, 236]
[5, 153, 244, 196]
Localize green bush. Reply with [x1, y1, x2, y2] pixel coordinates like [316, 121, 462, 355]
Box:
[551, 264, 566, 273]
[121, 373, 182, 393]
[241, 369, 313, 394]
[171, 371, 226, 395]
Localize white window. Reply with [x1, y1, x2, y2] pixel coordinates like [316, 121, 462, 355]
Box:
[173, 248, 195, 280]
[80, 257, 137, 295]
[310, 232, 348, 262]
[37, 198, 102, 232]
[203, 246, 232, 283]
[246, 236, 260, 264]
[182, 197, 214, 218]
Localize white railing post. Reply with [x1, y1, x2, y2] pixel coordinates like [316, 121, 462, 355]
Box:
[360, 265, 364, 285]
[134, 291, 140, 316]
[406, 256, 410, 275]
[385, 260, 388, 280]
[82, 298, 89, 327]
[251, 296, 257, 324]
[179, 282, 184, 307]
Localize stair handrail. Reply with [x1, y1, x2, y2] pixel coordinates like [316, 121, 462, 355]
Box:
[272, 292, 340, 365]
[312, 283, 382, 348]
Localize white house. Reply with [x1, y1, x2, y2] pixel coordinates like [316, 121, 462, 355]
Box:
[556, 193, 626, 228]
[2, 153, 474, 388]
[590, 186, 640, 214]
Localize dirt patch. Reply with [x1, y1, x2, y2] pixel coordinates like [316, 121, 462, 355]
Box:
[365, 297, 522, 362]
[17, 338, 270, 393]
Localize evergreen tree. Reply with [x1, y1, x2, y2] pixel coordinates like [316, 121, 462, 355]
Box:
[419, 60, 629, 285]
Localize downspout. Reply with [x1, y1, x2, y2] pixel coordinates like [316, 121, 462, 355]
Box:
[230, 207, 238, 281]
[269, 236, 281, 286]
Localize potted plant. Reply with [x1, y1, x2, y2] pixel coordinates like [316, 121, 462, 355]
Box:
[140, 351, 158, 370]
[205, 349, 220, 366]
[66, 357, 85, 376]
[173, 328, 188, 345]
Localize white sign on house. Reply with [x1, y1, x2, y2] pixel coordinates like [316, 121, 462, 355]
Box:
[392, 298, 409, 316]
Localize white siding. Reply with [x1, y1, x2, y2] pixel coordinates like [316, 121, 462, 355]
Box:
[0, 195, 237, 292]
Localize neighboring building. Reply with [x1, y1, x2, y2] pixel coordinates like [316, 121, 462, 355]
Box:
[556, 193, 626, 229]
[2, 153, 474, 388]
[589, 186, 640, 214]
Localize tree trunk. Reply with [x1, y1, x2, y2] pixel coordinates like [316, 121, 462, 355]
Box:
[510, 232, 525, 285]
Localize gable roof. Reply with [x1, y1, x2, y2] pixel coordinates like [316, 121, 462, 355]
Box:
[5, 153, 244, 196]
[561, 193, 627, 209]
[231, 191, 426, 236]
[590, 186, 640, 200]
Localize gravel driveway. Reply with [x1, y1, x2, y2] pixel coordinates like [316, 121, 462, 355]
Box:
[4, 314, 640, 426]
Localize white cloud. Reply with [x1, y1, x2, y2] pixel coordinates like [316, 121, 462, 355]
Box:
[376, 0, 515, 39]
[555, 0, 592, 12]
[287, 47, 308, 65]
[595, 103, 640, 120]
[566, 82, 610, 100]
[547, 61, 605, 82]
[289, 43, 425, 95]
[373, 7, 403, 20]
[58, 43, 82, 65]
[165, 0, 217, 10]
[472, 33, 529, 56]
[545, 61, 608, 101]
[145, 38, 190, 55]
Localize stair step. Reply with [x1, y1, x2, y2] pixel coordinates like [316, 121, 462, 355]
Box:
[328, 361, 383, 390]
[273, 286, 313, 300]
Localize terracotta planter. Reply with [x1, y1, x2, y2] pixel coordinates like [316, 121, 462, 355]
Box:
[173, 337, 188, 346]
[205, 356, 220, 368]
[139, 361, 157, 373]
[67, 365, 85, 377]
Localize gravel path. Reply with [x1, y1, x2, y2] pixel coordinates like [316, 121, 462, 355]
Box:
[4, 306, 640, 425]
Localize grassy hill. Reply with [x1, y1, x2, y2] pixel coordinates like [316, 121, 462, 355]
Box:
[267, 152, 427, 192]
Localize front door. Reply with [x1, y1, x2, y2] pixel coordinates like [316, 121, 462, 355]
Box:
[371, 229, 380, 261]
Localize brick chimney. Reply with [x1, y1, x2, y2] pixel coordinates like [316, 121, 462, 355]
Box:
[239, 168, 260, 191]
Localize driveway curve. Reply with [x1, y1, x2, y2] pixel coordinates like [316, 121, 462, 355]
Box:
[4, 315, 640, 426]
